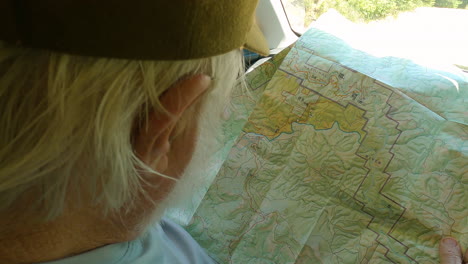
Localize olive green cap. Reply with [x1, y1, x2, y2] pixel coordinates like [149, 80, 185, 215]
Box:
[0, 0, 269, 60]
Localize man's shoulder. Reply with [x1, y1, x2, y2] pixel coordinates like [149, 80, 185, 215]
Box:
[155, 218, 219, 264]
[40, 218, 217, 264]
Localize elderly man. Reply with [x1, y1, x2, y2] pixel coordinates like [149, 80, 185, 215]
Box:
[0, 1, 465, 263]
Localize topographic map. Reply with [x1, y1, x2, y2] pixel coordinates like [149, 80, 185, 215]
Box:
[168, 26, 468, 263]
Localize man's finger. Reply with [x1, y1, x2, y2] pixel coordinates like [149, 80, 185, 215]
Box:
[439, 237, 463, 264]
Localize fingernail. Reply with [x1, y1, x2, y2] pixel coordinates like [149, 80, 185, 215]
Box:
[442, 237, 458, 247]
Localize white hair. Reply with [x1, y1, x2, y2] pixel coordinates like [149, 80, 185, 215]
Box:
[0, 42, 244, 221]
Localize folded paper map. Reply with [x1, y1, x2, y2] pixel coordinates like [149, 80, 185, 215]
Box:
[167, 19, 467, 263]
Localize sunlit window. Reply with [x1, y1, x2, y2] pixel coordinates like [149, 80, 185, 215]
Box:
[281, 0, 468, 69]
[282, 0, 468, 33]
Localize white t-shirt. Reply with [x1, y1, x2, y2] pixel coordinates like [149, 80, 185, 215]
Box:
[40, 218, 217, 264]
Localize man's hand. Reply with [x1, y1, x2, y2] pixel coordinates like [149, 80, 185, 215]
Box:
[440, 237, 468, 264]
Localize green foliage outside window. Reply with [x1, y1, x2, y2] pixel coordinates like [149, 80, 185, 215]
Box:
[291, 0, 467, 24]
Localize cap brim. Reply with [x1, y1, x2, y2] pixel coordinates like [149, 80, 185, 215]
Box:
[244, 22, 269, 56]
[1, 0, 267, 60]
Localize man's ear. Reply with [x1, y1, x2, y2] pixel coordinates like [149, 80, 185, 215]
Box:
[133, 74, 211, 172]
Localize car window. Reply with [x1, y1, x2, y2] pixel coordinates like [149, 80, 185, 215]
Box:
[281, 0, 468, 69]
[281, 0, 468, 33]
